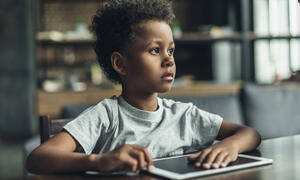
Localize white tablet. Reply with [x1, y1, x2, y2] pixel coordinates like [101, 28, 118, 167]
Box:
[145, 154, 273, 180]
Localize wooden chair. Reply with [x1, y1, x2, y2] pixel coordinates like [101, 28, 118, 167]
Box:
[39, 116, 73, 144]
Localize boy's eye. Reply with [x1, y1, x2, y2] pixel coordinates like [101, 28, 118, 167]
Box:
[150, 48, 160, 54]
[167, 48, 175, 55]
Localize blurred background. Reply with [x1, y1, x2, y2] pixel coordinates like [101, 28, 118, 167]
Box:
[0, 0, 300, 179]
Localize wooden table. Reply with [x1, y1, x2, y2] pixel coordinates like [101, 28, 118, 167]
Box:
[27, 135, 300, 180]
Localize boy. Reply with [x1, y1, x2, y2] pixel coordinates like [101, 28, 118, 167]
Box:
[27, 0, 261, 174]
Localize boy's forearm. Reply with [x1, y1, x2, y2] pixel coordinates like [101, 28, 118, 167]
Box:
[26, 147, 99, 174]
[223, 127, 261, 153]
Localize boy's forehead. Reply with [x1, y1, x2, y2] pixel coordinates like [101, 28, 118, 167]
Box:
[134, 20, 173, 42]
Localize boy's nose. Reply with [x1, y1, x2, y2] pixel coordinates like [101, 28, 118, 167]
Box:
[162, 56, 174, 67]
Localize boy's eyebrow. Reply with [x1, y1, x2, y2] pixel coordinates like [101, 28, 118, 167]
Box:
[145, 40, 175, 48]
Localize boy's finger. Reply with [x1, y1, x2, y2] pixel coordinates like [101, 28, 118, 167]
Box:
[119, 153, 138, 172]
[126, 158, 138, 172]
[220, 155, 231, 168]
[129, 149, 146, 169]
[187, 152, 201, 161]
[212, 152, 227, 169]
[195, 148, 212, 167]
[131, 145, 153, 169]
[202, 150, 221, 169]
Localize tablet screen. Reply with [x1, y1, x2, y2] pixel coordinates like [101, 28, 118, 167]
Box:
[153, 155, 260, 174]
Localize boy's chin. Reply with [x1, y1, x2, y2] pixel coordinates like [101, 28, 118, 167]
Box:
[157, 85, 173, 93]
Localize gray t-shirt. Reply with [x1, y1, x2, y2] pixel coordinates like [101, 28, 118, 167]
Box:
[63, 96, 223, 158]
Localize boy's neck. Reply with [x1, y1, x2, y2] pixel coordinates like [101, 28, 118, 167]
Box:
[121, 90, 159, 112]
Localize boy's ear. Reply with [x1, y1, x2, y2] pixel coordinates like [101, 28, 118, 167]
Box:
[111, 52, 127, 75]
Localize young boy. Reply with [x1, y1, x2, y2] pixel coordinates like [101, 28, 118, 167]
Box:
[27, 0, 261, 174]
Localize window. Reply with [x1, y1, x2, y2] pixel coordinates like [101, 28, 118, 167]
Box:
[253, 0, 300, 83]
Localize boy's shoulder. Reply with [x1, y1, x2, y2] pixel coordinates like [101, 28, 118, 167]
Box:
[71, 96, 120, 126]
[79, 96, 119, 116]
[96, 95, 119, 105]
[91, 95, 118, 106]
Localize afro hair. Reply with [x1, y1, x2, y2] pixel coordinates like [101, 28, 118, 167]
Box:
[90, 0, 175, 84]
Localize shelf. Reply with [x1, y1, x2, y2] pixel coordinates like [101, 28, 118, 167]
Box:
[37, 38, 95, 46]
[175, 32, 242, 42]
[37, 32, 300, 45]
[38, 82, 241, 118]
[249, 34, 300, 40]
[42, 0, 102, 2]
[36, 32, 243, 46]
[37, 60, 94, 68]
[175, 32, 300, 42]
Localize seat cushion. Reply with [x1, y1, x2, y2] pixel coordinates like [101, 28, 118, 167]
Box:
[172, 94, 244, 125]
[241, 83, 300, 139]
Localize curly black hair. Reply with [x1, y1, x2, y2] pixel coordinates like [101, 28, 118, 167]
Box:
[90, 0, 175, 84]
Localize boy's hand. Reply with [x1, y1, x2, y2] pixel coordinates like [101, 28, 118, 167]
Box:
[187, 141, 239, 169]
[94, 144, 154, 172]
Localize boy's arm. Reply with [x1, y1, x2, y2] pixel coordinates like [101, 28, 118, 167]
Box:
[188, 120, 261, 169]
[26, 131, 96, 174]
[26, 131, 153, 174]
[216, 120, 261, 153]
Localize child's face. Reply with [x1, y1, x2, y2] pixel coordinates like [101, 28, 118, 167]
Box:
[123, 20, 176, 94]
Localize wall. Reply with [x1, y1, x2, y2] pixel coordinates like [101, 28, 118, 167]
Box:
[0, 0, 37, 138]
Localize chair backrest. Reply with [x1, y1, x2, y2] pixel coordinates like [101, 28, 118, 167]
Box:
[39, 116, 73, 144]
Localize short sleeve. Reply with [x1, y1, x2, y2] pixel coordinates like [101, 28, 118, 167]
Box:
[63, 99, 115, 154]
[187, 104, 223, 147]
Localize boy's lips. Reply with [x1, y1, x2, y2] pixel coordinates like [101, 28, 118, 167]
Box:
[161, 72, 174, 80]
